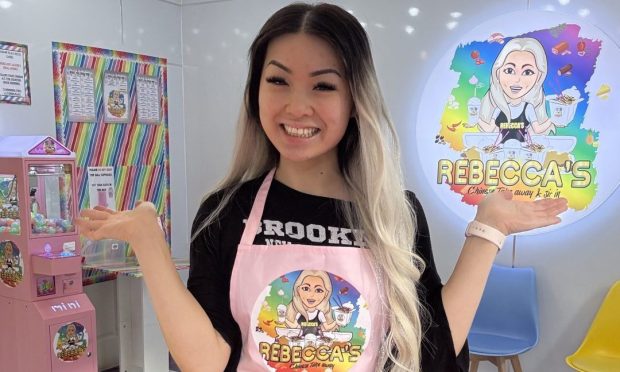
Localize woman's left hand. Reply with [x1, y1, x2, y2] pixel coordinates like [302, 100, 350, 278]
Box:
[75, 201, 162, 248]
[475, 191, 568, 235]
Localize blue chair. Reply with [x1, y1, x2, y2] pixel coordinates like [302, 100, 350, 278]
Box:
[468, 265, 539, 372]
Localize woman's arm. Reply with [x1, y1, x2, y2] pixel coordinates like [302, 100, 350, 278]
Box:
[285, 318, 299, 328]
[321, 317, 339, 331]
[77, 203, 231, 372]
[441, 192, 567, 354]
[476, 118, 498, 133]
[529, 118, 556, 134]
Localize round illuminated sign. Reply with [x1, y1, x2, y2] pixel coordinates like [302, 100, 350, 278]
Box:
[416, 10, 620, 234]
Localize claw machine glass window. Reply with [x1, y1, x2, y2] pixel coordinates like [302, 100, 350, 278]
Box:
[28, 164, 75, 235]
[0, 174, 20, 235]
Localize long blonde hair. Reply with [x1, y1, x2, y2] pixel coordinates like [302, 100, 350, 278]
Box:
[479, 37, 549, 124]
[192, 3, 425, 371]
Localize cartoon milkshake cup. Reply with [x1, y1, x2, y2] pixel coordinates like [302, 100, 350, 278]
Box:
[467, 97, 481, 125]
[277, 304, 286, 323]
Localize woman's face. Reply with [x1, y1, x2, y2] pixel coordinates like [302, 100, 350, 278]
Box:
[497, 50, 540, 101]
[258, 32, 353, 166]
[297, 275, 329, 311]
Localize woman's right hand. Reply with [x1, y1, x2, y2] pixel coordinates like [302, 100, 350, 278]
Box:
[75, 202, 163, 249]
[475, 190, 567, 236]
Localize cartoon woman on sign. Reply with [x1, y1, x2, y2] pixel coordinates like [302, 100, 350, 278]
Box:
[64, 323, 80, 349]
[285, 270, 339, 336]
[107, 90, 127, 118]
[1, 241, 22, 287]
[55, 322, 88, 361]
[44, 138, 57, 154]
[2, 242, 16, 270]
[477, 37, 556, 143]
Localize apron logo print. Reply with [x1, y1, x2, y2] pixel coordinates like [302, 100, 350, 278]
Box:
[252, 269, 371, 371]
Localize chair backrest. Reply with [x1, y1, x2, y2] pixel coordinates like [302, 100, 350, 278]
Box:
[470, 265, 539, 346]
[578, 281, 620, 353]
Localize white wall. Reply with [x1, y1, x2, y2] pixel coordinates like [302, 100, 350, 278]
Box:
[0, 0, 186, 370]
[182, 1, 620, 371]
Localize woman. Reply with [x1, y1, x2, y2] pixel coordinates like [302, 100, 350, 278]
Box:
[77, 3, 567, 371]
[284, 270, 338, 335]
[477, 37, 556, 142]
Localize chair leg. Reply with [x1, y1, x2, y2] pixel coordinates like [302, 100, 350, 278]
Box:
[469, 354, 518, 372]
[496, 356, 507, 372]
[469, 354, 481, 372]
[509, 355, 523, 372]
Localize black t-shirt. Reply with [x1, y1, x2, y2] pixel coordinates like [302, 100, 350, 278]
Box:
[188, 174, 469, 371]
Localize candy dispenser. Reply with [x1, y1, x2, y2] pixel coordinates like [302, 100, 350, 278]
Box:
[0, 136, 97, 372]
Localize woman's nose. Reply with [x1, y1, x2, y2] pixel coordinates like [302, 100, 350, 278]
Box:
[285, 90, 313, 117]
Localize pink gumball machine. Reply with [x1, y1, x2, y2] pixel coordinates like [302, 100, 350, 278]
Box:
[0, 136, 97, 372]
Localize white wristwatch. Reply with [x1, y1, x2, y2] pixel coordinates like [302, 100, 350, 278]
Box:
[465, 220, 506, 250]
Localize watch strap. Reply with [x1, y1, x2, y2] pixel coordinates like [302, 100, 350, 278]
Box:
[465, 220, 506, 250]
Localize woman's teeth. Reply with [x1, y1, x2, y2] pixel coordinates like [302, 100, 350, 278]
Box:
[282, 124, 319, 138]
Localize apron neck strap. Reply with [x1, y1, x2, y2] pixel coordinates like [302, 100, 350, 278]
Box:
[240, 168, 276, 245]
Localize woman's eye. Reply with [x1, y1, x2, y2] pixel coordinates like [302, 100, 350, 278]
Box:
[503, 67, 515, 75]
[314, 82, 336, 91]
[266, 76, 287, 85]
[522, 69, 535, 76]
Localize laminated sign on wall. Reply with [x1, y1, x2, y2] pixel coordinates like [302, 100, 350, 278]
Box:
[0, 41, 30, 105]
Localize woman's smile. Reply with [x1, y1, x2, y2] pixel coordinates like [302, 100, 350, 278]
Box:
[281, 123, 320, 138]
[509, 85, 522, 94]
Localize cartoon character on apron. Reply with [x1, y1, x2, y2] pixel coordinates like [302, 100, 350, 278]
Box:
[230, 169, 387, 371]
[284, 270, 340, 337]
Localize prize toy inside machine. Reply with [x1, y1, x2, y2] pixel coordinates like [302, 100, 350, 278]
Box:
[0, 136, 97, 372]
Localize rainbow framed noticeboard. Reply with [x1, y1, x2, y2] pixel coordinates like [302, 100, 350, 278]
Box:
[52, 42, 170, 243]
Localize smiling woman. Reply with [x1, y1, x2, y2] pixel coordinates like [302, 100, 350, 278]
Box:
[76, 3, 567, 372]
[258, 33, 352, 168]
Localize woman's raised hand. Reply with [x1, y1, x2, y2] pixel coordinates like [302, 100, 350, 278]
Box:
[75, 201, 163, 247]
[475, 191, 568, 235]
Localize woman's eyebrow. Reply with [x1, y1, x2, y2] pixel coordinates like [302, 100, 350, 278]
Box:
[266, 59, 342, 78]
[310, 68, 341, 78]
[267, 60, 291, 73]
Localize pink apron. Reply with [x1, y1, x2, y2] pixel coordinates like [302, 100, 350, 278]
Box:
[230, 169, 387, 372]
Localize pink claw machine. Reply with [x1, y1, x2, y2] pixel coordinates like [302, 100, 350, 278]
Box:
[0, 136, 97, 372]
